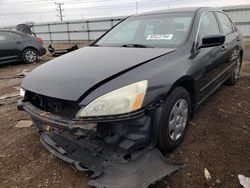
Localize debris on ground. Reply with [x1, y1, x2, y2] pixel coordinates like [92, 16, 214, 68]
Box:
[15, 120, 33, 128]
[17, 69, 30, 77]
[204, 168, 212, 181]
[0, 92, 19, 100]
[215, 179, 221, 185]
[48, 44, 79, 57]
[238, 175, 250, 188]
[13, 87, 20, 91]
[0, 69, 30, 80]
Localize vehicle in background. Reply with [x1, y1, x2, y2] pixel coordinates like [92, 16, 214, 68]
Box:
[0, 29, 46, 65]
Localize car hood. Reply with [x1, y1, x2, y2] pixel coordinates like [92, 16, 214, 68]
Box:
[22, 46, 175, 101]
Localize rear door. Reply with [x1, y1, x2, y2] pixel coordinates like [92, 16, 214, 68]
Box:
[215, 12, 238, 81]
[0, 31, 19, 63]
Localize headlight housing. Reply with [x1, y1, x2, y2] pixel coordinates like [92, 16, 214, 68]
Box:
[77, 80, 148, 117]
[20, 88, 26, 98]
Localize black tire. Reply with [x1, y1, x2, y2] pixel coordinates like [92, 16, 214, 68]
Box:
[22, 48, 38, 64]
[225, 55, 242, 85]
[157, 87, 191, 152]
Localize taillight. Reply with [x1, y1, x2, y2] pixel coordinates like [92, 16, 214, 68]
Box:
[36, 37, 43, 44]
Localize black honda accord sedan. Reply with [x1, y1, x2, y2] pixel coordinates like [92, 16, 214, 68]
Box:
[18, 7, 243, 187]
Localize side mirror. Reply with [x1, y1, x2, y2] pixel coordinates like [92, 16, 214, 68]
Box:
[199, 34, 225, 49]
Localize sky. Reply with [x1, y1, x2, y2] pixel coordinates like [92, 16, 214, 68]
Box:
[0, 0, 250, 27]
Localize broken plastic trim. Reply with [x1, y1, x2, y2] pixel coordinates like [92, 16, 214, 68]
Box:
[18, 99, 184, 187]
[48, 44, 79, 57]
[41, 133, 184, 188]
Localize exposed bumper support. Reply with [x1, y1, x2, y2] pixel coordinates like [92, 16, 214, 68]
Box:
[41, 132, 183, 188]
[18, 99, 184, 187]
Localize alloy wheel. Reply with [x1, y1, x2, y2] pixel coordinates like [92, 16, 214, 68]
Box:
[168, 99, 188, 141]
[25, 50, 37, 63]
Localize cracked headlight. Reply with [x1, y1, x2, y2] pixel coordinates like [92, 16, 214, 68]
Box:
[77, 80, 148, 117]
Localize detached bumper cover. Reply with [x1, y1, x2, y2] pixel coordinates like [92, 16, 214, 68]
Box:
[18, 99, 184, 187]
[41, 132, 183, 188]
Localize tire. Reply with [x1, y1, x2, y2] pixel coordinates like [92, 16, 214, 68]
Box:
[22, 48, 38, 64]
[225, 55, 242, 85]
[157, 87, 191, 152]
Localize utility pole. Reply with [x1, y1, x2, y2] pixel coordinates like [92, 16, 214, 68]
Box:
[135, 2, 138, 14]
[55, 2, 65, 21]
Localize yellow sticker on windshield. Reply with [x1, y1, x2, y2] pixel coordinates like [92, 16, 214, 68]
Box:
[146, 34, 173, 40]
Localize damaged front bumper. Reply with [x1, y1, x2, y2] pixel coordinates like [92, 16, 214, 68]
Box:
[18, 99, 184, 188]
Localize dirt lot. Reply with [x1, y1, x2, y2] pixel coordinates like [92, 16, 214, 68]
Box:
[0, 44, 249, 188]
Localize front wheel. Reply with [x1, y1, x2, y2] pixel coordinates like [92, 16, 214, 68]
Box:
[22, 48, 38, 64]
[157, 87, 191, 152]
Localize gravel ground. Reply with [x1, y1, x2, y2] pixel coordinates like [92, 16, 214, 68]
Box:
[0, 45, 249, 188]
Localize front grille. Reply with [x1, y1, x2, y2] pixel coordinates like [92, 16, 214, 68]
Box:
[25, 91, 80, 119]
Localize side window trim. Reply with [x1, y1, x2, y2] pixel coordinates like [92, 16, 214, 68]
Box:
[195, 10, 220, 47]
[12, 32, 23, 40]
[10, 32, 16, 41]
[227, 15, 237, 32]
[212, 11, 223, 34]
[195, 10, 220, 43]
[214, 11, 234, 36]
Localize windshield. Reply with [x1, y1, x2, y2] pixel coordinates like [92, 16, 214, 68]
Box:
[96, 12, 194, 48]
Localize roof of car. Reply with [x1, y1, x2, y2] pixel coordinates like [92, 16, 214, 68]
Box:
[0, 29, 11, 32]
[136, 7, 222, 16]
[0, 29, 17, 33]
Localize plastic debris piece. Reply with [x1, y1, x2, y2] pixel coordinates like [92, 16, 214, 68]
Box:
[238, 174, 250, 188]
[15, 120, 33, 128]
[0, 92, 19, 100]
[204, 168, 212, 181]
[18, 69, 30, 77]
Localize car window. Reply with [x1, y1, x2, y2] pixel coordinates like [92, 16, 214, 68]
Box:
[216, 12, 234, 35]
[96, 12, 194, 48]
[105, 20, 141, 43]
[199, 12, 220, 39]
[0, 31, 14, 42]
[13, 32, 23, 40]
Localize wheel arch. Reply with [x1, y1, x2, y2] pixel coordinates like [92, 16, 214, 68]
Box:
[22, 46, 39, 55]
[167, 76, 197, 118]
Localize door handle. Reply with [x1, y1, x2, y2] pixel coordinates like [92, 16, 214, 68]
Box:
[16, 41, 21, 44]
[221, 46, 227, 53]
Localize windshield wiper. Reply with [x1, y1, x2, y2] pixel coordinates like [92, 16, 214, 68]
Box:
[121, 44, 154, 48]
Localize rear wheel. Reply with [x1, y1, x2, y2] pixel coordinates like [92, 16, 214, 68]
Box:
[22, 48, 38, 64]
[225, 55, 242, 85]
[157, 87, 191, 152]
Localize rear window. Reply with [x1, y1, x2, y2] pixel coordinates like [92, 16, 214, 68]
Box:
[96, 12, 194, 48]
[0, 31, 14, 42]
[13, 32, 24, 40]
